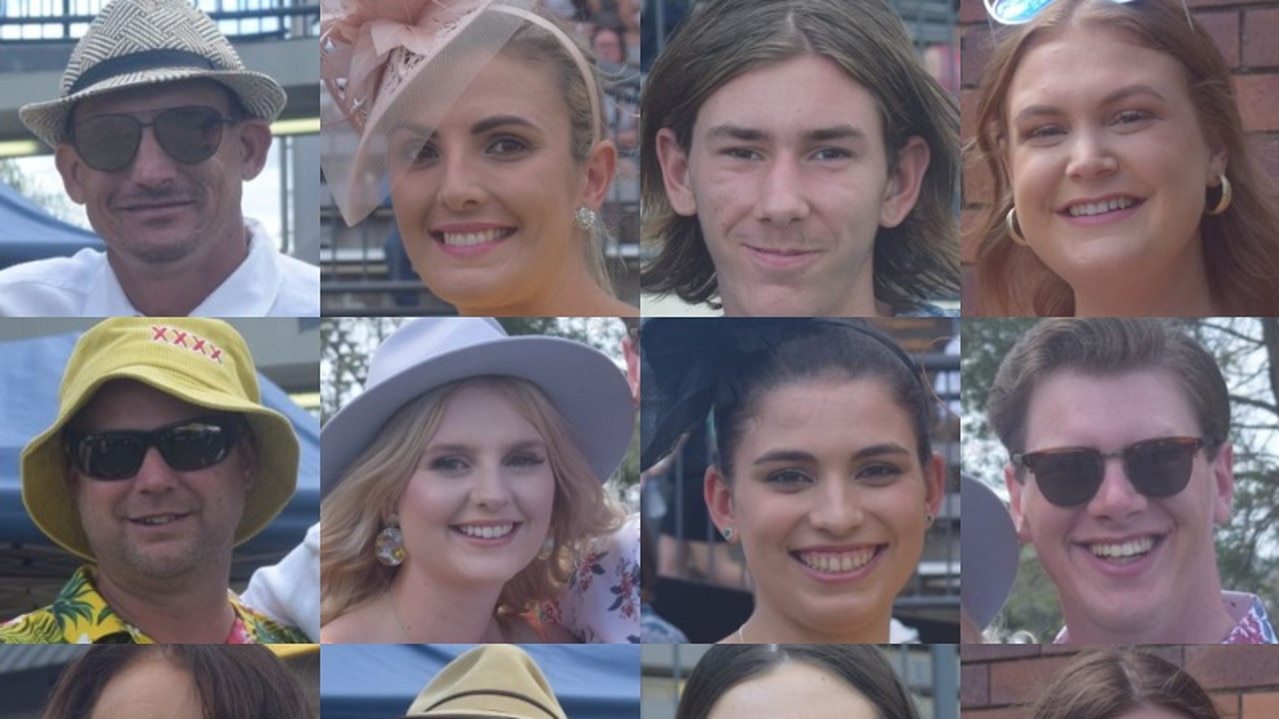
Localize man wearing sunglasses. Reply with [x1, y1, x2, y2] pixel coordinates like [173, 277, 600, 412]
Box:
[0, 318, 310, 643]
[988, 318, 1276, 645]
[0, 0, 318, 317]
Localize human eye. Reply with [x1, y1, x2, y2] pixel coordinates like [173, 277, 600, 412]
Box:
[428, 455, 468, 473]
[856, 463, 904, 485]
[506, 452, 546, 468]
[487, 135, 530, 158]
[763, 469, 814, 489]
[1111, 108, 1155, 131]
[720, 146, 762, 161]
[401, 136, 438, 166]
[1019, 123, 1065, 145]
[810, 147, 853, 161]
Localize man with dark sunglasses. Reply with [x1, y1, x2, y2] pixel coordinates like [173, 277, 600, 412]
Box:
[0, 318, 309, 643]
[0, 0, 318, 317]
[987, 318, 1276, 645]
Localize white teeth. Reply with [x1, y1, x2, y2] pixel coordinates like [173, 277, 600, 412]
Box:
[1090, 536, 1155, 560]
[457, 524, 515, 539]
[1067, 197, 1137, 217]
[136, 514, 180, 526]
[797, 548, 876, 574]
[441, 229, 507, 246]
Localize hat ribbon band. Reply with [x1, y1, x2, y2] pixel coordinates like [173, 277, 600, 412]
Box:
[422, 689, 562, 719]
[69, 49, 220, 94]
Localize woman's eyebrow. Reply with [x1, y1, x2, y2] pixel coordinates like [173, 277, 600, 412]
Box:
[752, 443, 910, 466]
[472, 114, 538, 135]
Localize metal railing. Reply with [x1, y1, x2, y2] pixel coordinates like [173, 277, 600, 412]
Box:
[0, 0, 319, 42]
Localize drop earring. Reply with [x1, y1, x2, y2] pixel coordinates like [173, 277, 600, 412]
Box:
[375, 514, 406, 567]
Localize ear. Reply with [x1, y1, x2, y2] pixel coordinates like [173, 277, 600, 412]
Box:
[924, 452, 945, 518]
[1004, 463, 1031, 542]
[621, 335, 640, 407]
[879, 135, 930, 228]
[704, 465, 737, 542]
[1210, 441, 1234, 525]
[579, 138, 617, 209]
[1204, 129, 1228, 183]
[235, 119, 273, 181]
[655, 127, 698, 217]
[54, 143, 88, 205]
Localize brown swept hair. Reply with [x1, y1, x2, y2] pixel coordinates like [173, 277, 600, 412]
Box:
[1028, 649, 1221, 719]
[969, 0, 1279, 316]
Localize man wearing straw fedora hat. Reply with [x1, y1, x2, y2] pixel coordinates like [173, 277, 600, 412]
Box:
[0, 318, 309, 643]
[0, 0, 319, 317]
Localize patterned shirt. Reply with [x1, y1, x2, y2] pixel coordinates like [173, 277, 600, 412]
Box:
[1053, 591, 1277, 644]
[0, 566, 309, 644]
[543, 514, 641, 643]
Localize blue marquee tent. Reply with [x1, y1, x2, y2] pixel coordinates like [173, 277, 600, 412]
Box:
[0, 180, 102, 269]
[0, 330, 319, 558]
[320, 644, 640, 719]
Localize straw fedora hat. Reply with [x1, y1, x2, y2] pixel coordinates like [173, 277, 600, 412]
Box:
[19, 0, 287, 148]
[321, 318, 633, 499]
[398, 645, 567, 719]
[21, 318, 299, 561]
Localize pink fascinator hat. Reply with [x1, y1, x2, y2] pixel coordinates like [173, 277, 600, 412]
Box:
[320, 0, 602, 226]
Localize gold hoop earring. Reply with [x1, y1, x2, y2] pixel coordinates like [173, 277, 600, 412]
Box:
[1005, 207, 1028, 245]
[1206, 174, 1232, 216]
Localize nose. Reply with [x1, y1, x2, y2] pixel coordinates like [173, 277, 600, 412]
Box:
[437, 149, 486, 212]
[471, 463, 512, 509]
[130, 447, 179, 493]
[1087, 455, 1148, 519]
[809, 477, 865, 534]
[1065, 128, 1118, 181]
[753, 155, 810, 225]
[126, 126, 179, 188]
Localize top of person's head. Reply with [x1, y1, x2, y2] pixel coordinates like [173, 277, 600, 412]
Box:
[970, 0, 1279, 316]
[41, 645, 313, 719]
[19, 317, 299, 561]
[395, 645, 566, 719]
[638, 0, 959, 312]
[17, 0, 285, 149]
[319, 318, 631, 623]
[639, 318, 934, 475]
[988, 319, 1230, 457]
[319, 0, 607, 227]
[1028, 649, 1220, 719]
[675, 644, 920, 719]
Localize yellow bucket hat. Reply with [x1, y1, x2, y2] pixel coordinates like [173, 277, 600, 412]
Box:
[21, 318, 299, 560]
[399, 645, 567, 719]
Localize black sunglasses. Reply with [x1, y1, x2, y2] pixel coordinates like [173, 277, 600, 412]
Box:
[1012, 436, 1207, 507]
[65, 415, 245, 480]
[69, 105, 242, 173]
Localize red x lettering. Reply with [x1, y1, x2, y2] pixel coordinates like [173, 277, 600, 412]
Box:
[192, 338, 207, 354]
[172, 331, 188, 347]
[151, 326, 169, 341]
[209, 348, 223, 363]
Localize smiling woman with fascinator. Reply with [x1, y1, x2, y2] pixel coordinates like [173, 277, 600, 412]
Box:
[320, 0, 636, 317]
[641, 319, 946, 643]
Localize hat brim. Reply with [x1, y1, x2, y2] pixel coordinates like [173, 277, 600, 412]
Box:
[19, 67, 287, 148]
[321, 335, 633, 499]
[21, 367, 299, 561]
[959, 474, 1020, 628]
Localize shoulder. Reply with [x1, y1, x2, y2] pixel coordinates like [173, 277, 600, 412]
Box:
[0, 605, 65, 644]
[894, 301, 957, 317]
[0, 250, 105, 316]
[244, 223, 320, 316]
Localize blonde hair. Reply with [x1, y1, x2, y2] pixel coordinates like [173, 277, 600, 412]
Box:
[320, 375, 620, 626]
[970, 0, 1279, 315]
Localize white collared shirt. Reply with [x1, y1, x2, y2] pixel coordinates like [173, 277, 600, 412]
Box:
[0, 219, 318, 317]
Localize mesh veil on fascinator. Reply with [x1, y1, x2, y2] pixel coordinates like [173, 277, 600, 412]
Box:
[320, 0, 603, 226]
[640, 318, 927, 472]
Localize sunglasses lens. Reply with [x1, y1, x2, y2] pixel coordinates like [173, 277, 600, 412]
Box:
[1125, 438, 1197, 497]
[74, 115, 141, 172]
[1026, 450, 1102, 506]
[154, 107, 227, 165]
[156, 420, 236, 471]
[75, 435, 146, 480]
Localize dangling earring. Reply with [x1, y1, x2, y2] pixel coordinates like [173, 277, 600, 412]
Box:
[574, 206, 598, 230]
[1005, 207, 1028, 245]
[538, 535, 556, 561]
[1206, 174, 1232, 216]
[721, 527, 734, 541]
[374, 514, 406, 567]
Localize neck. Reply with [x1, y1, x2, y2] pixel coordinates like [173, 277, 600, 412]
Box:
[108, 222, 250, 316]
[1071, 241, 1217, 317]
[387, 568, 507, 643]
[93, 563, 236, 643]
[1061, 580, 1234, 644]
[455, 261, 635, 317]
[735, 603, 891, 644]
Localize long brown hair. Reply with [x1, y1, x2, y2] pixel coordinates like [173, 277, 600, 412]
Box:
[969, 0, 1279, 316]
[1028, 649, 1221, 719]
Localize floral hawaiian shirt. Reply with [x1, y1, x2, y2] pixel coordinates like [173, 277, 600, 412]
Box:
[0, 566, 308, 644]
[1053, 591, 1277, 644]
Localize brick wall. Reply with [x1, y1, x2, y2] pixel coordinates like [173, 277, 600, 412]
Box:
[957, 0, 1279, 312]
[961, 644, 1279, 719]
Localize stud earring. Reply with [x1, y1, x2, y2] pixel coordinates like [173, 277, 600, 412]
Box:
[574, 206, 598, 230]
[722, 527, 734, 541]
[1206, 174, 1232, 216]
[374, 514, 406, 567]
[925, 513, 935, 527]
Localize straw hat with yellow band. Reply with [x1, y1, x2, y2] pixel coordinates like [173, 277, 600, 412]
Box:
[398, 645, 567, 719]
[21, 317, 299, 561]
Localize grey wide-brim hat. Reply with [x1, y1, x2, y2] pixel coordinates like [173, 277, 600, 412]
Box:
[321, 318, 634, 499]
[19, 0, 287, 148]
[960, 474, 1020, 628]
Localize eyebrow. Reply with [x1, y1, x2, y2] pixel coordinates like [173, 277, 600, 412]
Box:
[397, 114, 539, 142]
[704, 123, 867, 144]
[426, 439, 547, 454]
[1014, 83, 1169, 122]
[751, 443, 912, 466]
